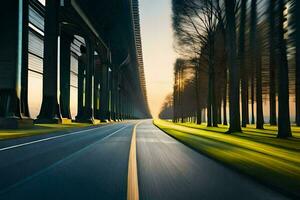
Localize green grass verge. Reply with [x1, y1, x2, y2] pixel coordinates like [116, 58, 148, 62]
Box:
[153, 119, 300, 198]
[0, 123, 100, 140]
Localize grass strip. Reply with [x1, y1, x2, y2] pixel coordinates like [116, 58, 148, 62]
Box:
[0, 123, 101, 140]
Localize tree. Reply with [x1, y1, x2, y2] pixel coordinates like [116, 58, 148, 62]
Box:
[224, 0, 241, 133]
[173, 59, 184, 122]
[250, 0, 264, 129]
[239, 0, 249, 127]
[172, 0, 221, 127]
[159, 94, 174, 119]
[277, 0, 292, 138]
[268, 0, 277, 126]
[296, 0, 300, 126]
[191, 58, 202, 124]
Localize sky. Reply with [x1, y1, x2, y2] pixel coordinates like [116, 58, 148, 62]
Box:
[139, 0, 176, 118]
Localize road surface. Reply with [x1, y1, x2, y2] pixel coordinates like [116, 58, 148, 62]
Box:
[136, 120, 287, 200]
[0, 120, 288, 200]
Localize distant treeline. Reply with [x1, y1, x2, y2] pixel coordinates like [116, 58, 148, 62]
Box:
[162, 0, 300, 138]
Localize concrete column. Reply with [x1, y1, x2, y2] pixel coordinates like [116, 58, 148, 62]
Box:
[118, 73, 122, 120]
[125, 95, 129, 119]
[0, 0, 32, 128]
[59, 32, 73, 119]
[116, 72, 121, 121]
[123, 95, 127, 120]
[36, 0, 61, 123]
[75, 45, 86, 120]
[21, 0, 30, 118]
[94, 56, 101, 119]
[113, 66, 120, 121]
[111, 66, 116, 121]
[82, 41, 94, 122]
[99, 63, 110, 121]
[119, 86, 124, 121]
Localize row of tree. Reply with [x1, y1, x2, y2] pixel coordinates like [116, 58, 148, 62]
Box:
[169, 0, 300, 138]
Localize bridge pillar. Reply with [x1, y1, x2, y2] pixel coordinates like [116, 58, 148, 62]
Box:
[125, 95, 129, 119]
[21, 0, 30, 119]
[84, 42, 95, 122]
[119, 89, 124, 121]
[120, 85, 124, 120]
[76, 41, 95, 123]
[94, 56, 101, 120]
[108, 66, 112, 121]
[59, 31, 73, 119]
[35, 0, 61, 124]
[98, 63, 110, 122]
[0, 0, 32, 128]
[116, 82, 121, 121]
[75, 46, 86, 121]
[111, 66, 117, 121]
[115, 67, 120, 121]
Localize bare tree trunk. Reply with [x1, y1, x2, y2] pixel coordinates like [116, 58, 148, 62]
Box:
[269, 0, 277, 125]
[173, 82, 177, 122]
[239, 0, 248, 128]
[256, 47, 264, 129]
[212, 77, 218, 127]
[207, 87, 212, 126]
[197, 109, 202, 124]
[296, 0, 300, 126]
[251, 73, 255, 124]
[223, 67, 228, 125]
[173, 67, 179, 122]
[207, 66, 212, 127]
[210, 36, 218, 127]
[218, 102, 222, 124]
[225, 0, 241, 133]
[180, 66, 184, 123]
[195, 63, 202, 124]
[250, 0, 264, 129]
[277, 0, 292, 138]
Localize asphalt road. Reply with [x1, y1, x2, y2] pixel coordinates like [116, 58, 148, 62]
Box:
[0, 120, 289, 200]
[136, 120, 288, 200]
[0, 122, 134, 200]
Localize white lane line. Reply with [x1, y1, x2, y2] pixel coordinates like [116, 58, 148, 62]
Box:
[96, 125, 129, 141]
[0, 124, 121, 152]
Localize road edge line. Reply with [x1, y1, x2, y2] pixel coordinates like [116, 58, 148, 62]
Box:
[127, 121, 142, 200]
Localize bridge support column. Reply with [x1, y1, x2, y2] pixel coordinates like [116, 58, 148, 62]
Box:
[59, 32, 73, 120]
[108, 66, 112, 121]
[98, 64, 110, 122]
[77, 41, 95, 123]
[115, 67, 120, 121]
[85, 42, 95, 122]
[94, 56, 101, 120]
[125, 95, 129, 119]
[76, 46, 85, 121]
[119, 88, 124, 121]
[0, 0, 32, 128]
[21, 0, 30, 119]
[35, 0, 62, 124]
[117, 72, 122, 121]
[111, 66, 117, 121]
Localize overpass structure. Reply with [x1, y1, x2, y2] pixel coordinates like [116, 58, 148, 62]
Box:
[0, 0, 151, 128]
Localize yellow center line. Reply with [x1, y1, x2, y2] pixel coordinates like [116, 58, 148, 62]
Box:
[127, 121, 143, 200]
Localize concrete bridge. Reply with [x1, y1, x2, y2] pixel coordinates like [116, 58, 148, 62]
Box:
[0, 0, 151, 128]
